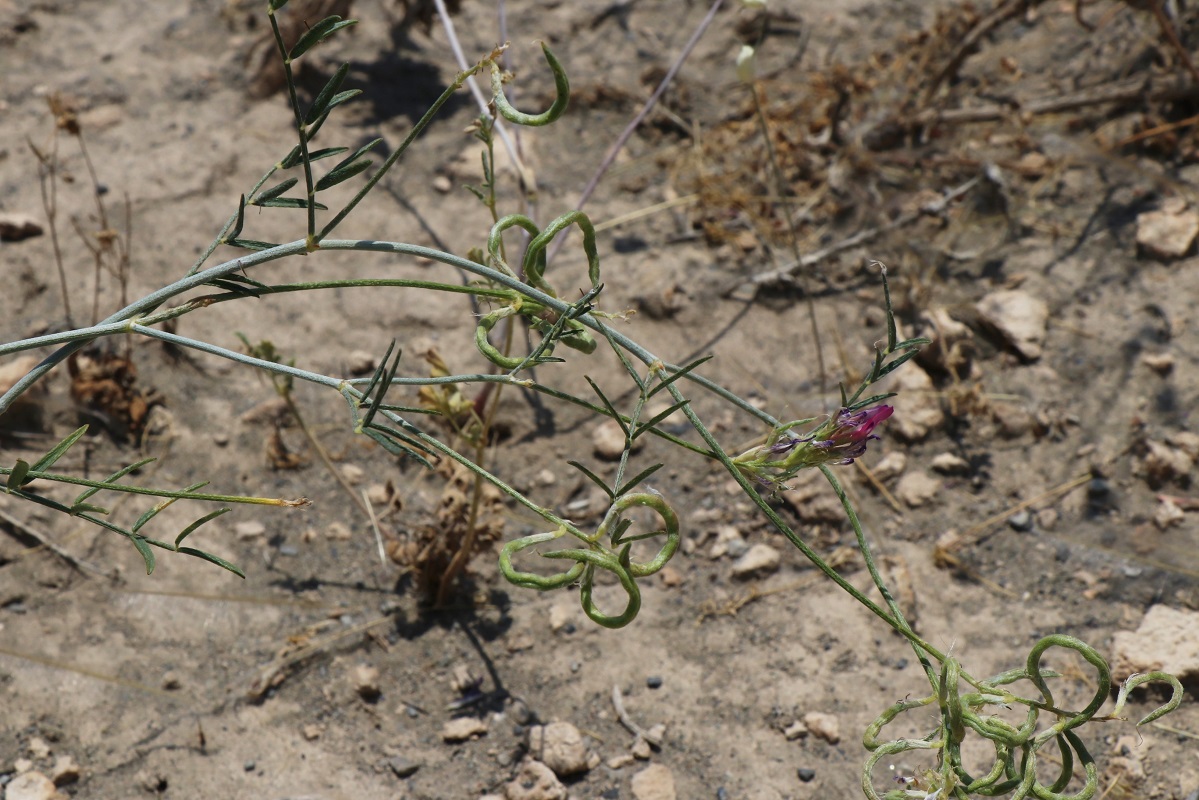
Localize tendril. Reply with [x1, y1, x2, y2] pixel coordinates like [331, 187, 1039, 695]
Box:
[496, 492, 679, 629]
[489, 42, 570, 127]
[861, 635, 1183, 800]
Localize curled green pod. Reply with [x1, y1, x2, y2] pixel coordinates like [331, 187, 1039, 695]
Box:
[498, 528, 585, 590]
[569, 546, 641, 629]
[475, 306, 526, 369]
[523, 211, 600, 295]
[596, 492, 679, 578]
[487, 214, 541, 279]
[490, 43, 570, 127]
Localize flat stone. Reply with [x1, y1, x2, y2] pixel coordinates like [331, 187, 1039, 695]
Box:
[325, 521, 352, 541]
[657, 565, 684, 587]
[442, 716, 488, 742]
[592, 419, 640, 460]
[707, 525, 745, 560]
[895, 471, 939, 508]
[783, 721, 808, 740]
[1141, 352, 1175, 374]
[387, 756, 421, 778]
[1111, 605, 1199, 681]
[930, 452, 970, 474]
[0, 212, 43, 242]
[976, 289, 1049, 361]
[1137, 206, 1199, 259]
[887, 365, 944, 442]
[780, 470, 845, 523]
[347, 349, 377, 375]
[4, 771, 58, 800]
[504, 759, 565, 800]
[527, 722, 591, 777]
[871, 451, 907, 481]
[630, 763, 676, 800]
[802, 711, 841, 744]
[730, 543, 781, 579]
[234, 521, 266, 540]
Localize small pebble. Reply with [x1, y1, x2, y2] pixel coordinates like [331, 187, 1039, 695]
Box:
[930, 452, 969, 475]
[277, 545, 299, 557]
[646, 675, 663, 689]
[730, 543, 781, 579]
[352, 664, 382, 702]
[630, 763, 676, 800]
[527, 721, 592, 777]
[783, 721, 808, 740]
[797, 767, 816, 783]
[802, 711, 841, 744]
[1007, 510, 1033, 532]
[347, 349, 377, 375]
[49, 755, 80, 786]
[4, 771, 56, 800]
[388, 756, 420, 778]
[441, 716, 488, 742]
[243, 761, 256, 772]
[432, 174, 453, 193]
[341, 464, 365, 485]
[631, 737, 653, 759]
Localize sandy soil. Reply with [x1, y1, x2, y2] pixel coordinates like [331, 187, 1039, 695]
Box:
[1, 1, 1197, 799]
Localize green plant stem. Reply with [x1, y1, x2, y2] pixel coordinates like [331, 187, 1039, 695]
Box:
[266, 7, 319, 246]
[0, 468, 302, 506]
[0, 239, 774, 428]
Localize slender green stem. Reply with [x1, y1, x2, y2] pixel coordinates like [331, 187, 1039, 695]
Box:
[267, 7, 319, 246]
[1, 468, 302, 505]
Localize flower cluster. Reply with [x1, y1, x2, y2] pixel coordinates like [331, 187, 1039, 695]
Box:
[733, 404, 894, 489]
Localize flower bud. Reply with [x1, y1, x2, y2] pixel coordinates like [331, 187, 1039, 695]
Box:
[735, 45, 757, 85]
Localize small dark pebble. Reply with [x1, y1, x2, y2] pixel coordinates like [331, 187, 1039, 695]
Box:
[387, 756, 420, 778]
[562, 623, 576, 635]
[511, 701, 533, 725]
[405, 705, 420, 718]
[243, 761, 256, 772]
[893, 658, 908, 670]
[716, 788, 729, 800]
[1007, 510, 1033, 532]
[646, 675, 663, 689]
[797, 768, 816, 783]
[1055, 543, 1070, 563]
[600, 789, 620, 799]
